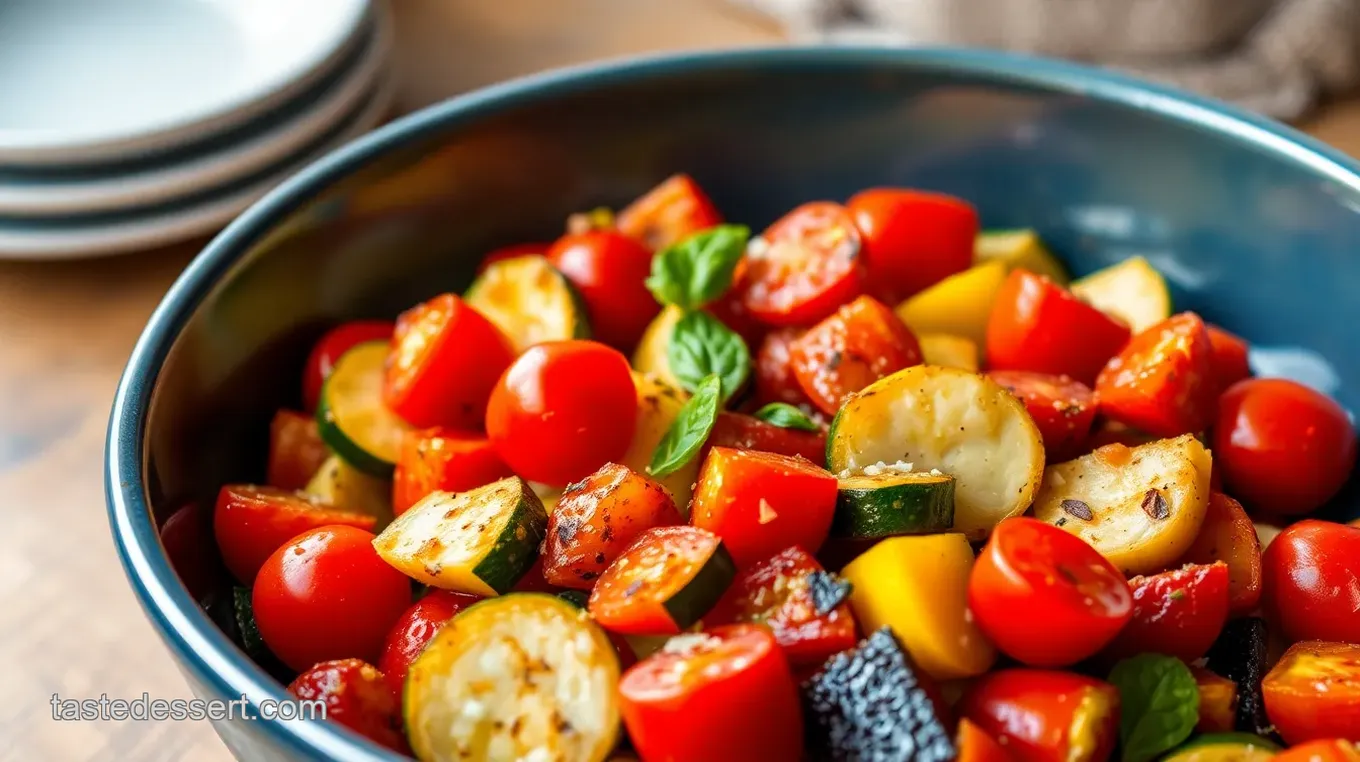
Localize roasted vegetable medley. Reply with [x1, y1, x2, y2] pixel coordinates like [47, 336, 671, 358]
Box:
[168, 175, 1360, 761]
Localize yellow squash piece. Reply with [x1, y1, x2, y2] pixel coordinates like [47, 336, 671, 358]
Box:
[621, 372, 699, 512]
[1070, 256, 1171, 333]
[975, 229, 1069, 284]
[304, 455, 394, 529]
[841, 533, 996, 681]
[631, 305, 684, 389]
[895, 260, 1007, 346]
[917, 333, 979, 372]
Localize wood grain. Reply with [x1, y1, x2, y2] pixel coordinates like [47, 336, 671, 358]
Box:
[0, 1, 1353, 759]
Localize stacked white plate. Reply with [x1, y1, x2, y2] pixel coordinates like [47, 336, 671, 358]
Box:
[0, 0, 392, 259]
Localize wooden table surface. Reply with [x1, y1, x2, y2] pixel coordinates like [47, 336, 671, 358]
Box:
[4, 1, 1360, 759]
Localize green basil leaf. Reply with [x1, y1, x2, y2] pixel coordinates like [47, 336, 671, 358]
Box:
[1108, 654, 1200, 762]
[668, 311, 750, 403]
[754, 402, 820, 432]
[645, 224, 750, 310]
[648, 374, 722, 478]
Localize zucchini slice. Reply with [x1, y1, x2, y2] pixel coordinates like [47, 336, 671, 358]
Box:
[303, 454, 394, 528]
[631, 304, 684, 388]
[1031, 434, 1212, 575]
[827, 366, 1045, 540]
[974, 229, 1069, 284]
[373, 477, 547, 596]
[1070, 255, 1170, 333]
[833, 466, 955, 539]
[621, 372, 699, 511]
[316, 340, 411, 477]
[463, 254, 589, 351]
[405, 593, 620, 762]
[1161, 733, 1280, 762]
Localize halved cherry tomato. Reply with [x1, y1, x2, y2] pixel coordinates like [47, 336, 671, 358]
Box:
[213, 485, 376, 584]
[486, 340, 637, 487]
[705, 546, 857, 666]
[619, 624, 804, 762]
[737, 202, 865, 327]
[542, 463, 684, 589]
[1274, 740, 1360, 762]
[1207, 325, 1252, 395]
[376, 590, 483, 698]
[968, 517, 1133, 667]
[589, 526, 730, 635]
[547, 229, 658, 349]
[1180, 492, 1263, 616]
[988, 371, 1097, 461]
[959, 669, 1120, 762]
[1096, 312, 1216, 437]
[391, 427, 512, 516]
[1102, 562, 1230, 663]
[789, 295, 923, 415]
[754, 327, 813, 408]
[846, 188, 979, 303]
[266, 409, 330, 491]
[160, 502, 228, 602]
[1214, 378, 1357, 515]
[288, 659, 409, 754]
[704, 411, 826, 464]
[986, 269, 1131, 385]
[302, 320, 395, 412]
[253, 525, 411, 672]
[690, 447, 838, 568]
[958, 718, 1014, 762]
[476, 241, 549, 274]
[1263, 641, 1360, 744]
[1263, 520, 1360, 643]
[616, 173, 723, 251]
[383, 294, 514, 429]
[1191, 665, 1237, 733]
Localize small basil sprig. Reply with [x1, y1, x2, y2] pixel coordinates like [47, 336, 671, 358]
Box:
[645, 224, 750, 311]
[668, 311, 750, 403]
[649, 374, 722, 478]
[1108, 654, 1199, 762]
[754, 402, 820, 432]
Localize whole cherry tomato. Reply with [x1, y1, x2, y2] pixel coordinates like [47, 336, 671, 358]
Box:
[1206, 324, 1252, 395]
[959, 669, 1120, 762]
[486, 340, 637, 487]
[1096, 312, 1216, 438]
[736, 202, 865, 327]
[789, 295, 923, 415]
[969, 517, 1133, 667]
[213, 485, 376, 584]
[1101, 561, 1230, 663]
[287, 659, 409, 754]
[1214, 378, 1357, 515]
[547, 230, 658, 349]
[252, 526, 411, 672]
[1263, 520, 1360, 643]
[160, 502, 228, 602]
[988, 371, 1097, 461]
[1263, 641, 1360, 744]
[301, 320, 395, 412]
[986, 269, 1131, 385]
[846, 188, 979, 304]
[615, 173, 723, 251]
[376, 590, 483, 698]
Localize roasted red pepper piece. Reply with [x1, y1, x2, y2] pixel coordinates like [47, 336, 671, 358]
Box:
[789, 295, 922, 415]
[1180, 492, 1263, 617]
[615, 173, 723, 251]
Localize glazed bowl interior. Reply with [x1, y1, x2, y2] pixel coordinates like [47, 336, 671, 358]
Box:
[108, 47, 1360, 760]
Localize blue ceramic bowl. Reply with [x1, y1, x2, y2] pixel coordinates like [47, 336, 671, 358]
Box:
[106, 47, 1360, 760]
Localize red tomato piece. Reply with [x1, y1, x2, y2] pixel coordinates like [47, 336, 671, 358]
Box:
[958, 718, 1015, 762]
[1180, 492, 1263, 616]
[968, 517, 1133, 667]
[287, 659, 409, 754]
[302, 320, 395, 412]
[704, 411, 827, 464]
[1096, 312, 1216, 438]
[476, 241, 549, 274]
[988, 371, 1098, 461]
[705, 546, 858, 666]
[391, 427, 512, 516]
[1263, 641, 1360, 744]
[1102, 562, 1230, 663]
[754, 327, 814, 408]
[1274, 740, 1360, 762]
[383, 294, 514, 429]
[376, 590, 482, 698]
[213, 485, 376, 584]
[547, 229, 658, 349]
[615, 173, 723, 251]
[266, 409, 330, 491]
[986, 269, 1131, 385]
[691, 447, 839, 568]
[706, 259, 770, 349]
[1263, 520, 1360, 643]
[619, 624, 804, 762]
[1214, 378, 1357, 515]
[159, 502, 228, 602]
[1206, 325, 1252, 394]
[589, 526, 731, 635]
[847, 188, 979, 303]
[542, 462, 684, 589]
[1191, 666, 1237, 733]
[510, 555, 562, 594]
[737, 201, 865, 327]
[960, 669, 1120, 762]
[253, 526, 411, 672]
[789, 295, 923, 415]
[486, 340, 637, 487]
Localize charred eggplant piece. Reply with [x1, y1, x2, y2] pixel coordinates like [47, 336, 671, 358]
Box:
[1205, 616, 1272, 736]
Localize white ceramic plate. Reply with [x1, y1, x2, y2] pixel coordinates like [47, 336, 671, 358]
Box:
[0, 0, 371, 166]
[0, 7, 391, 216]
[0, 73, 394, 260]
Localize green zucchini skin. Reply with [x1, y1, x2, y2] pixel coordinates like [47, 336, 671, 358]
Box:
[660, 541, 737, 631]
[473, 480, 549, 595]
[1162, 733, 1281, 762]
[315, 341, 409, 478]
[833, 472, 955, 539]
[464, 254, 591, 349]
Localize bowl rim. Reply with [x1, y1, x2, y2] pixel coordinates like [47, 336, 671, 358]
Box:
[105, 45, 1360, 759]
